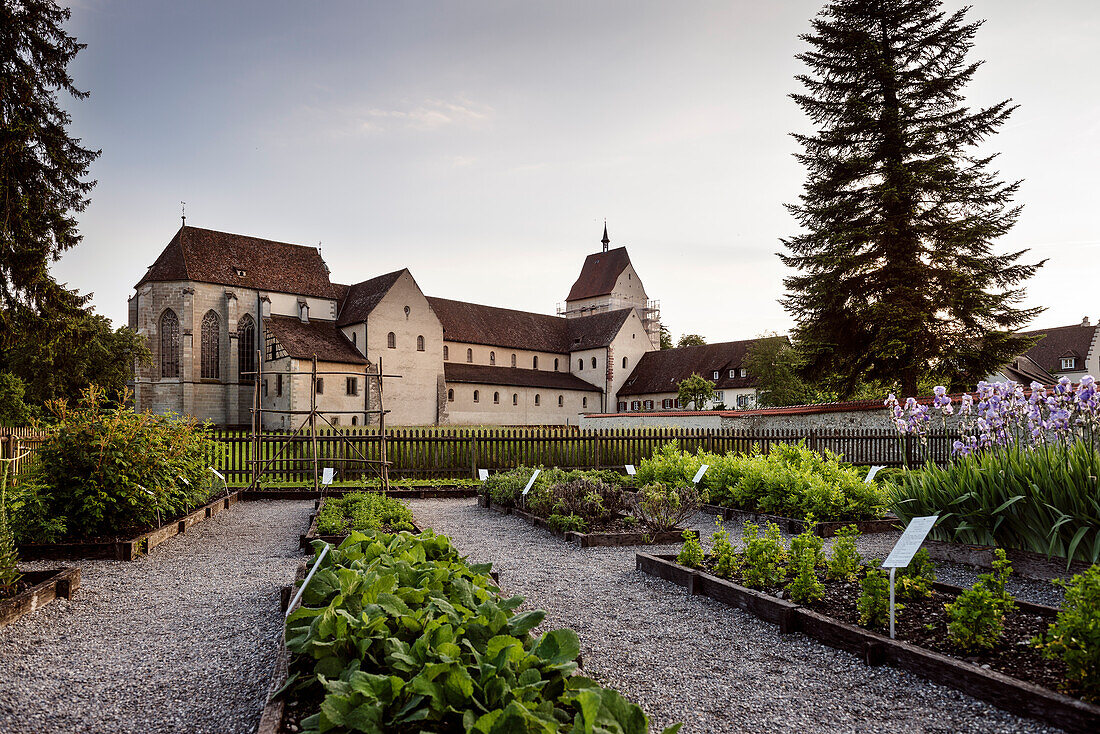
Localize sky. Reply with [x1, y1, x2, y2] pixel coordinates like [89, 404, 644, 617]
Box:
[54, 0, 1100, 341]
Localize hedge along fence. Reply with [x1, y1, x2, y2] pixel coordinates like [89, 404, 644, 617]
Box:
[4, 425, 956, 484]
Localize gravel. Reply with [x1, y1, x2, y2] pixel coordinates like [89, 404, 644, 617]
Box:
[0, 499, 312, 734]
[409, 498, 1064, 734]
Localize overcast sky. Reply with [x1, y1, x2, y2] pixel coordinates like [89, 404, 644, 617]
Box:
[56, 1, 1100, 341]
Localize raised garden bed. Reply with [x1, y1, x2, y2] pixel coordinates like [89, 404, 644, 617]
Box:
[922, 539, 1093, 581]
[0, 567, 81, 628]
[17, 492, 240, 561]
[636, 552, 1100, 733]
[242, 485, 477, 501]
[478, 497, 683, 547]
[700, 502, 899, 537]
[299, 510, 422, 551]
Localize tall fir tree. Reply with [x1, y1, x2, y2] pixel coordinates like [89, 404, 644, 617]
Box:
[0, 0, 99, 327]
[780, 0, 1042, 397]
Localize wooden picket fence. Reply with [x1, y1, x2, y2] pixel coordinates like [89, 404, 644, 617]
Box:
[2, 425, 954, 484]
[0, 426, 51, 482]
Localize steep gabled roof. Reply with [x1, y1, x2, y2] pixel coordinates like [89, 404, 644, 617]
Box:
[566, 247, 631, 301]
[999, 355, 1055, 386]
[265, 316, 368, 364]
[617, 339, 761, 396]
[1018, 322, 1096, 373]
[444, 363, 600, 392]
[337, 270, 405, 326]
[566, 309, 633, 351]
[137, 226, 337, 299]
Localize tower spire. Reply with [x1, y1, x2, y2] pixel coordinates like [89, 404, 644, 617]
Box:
[601, 220, 609, 252]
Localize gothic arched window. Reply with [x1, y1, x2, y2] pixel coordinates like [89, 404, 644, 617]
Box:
[160, 309, 180, 378]
[237, 314, 255, 383]
[201, 310, 220, 379]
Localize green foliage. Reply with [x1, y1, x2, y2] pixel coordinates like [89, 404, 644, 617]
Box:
[826, 525, 861, 582]
[743, 334, 818, 408]
[787, 547, 824, 604]
[676, 529, 704, 569]
[705, 442, 886, 522]
[12, 386, 222, 542]
[945, 549, 1017, 651]
[709, 520, 738, 579]
[896, 548, 936, 600]
[676, 334, 707, 348]
[633, 483, 702, 533]
[0, 466, 22, 596]
[857, 561, 892, 628]
[0, 372, 35, 426]
[1033, 564, 1100, 702]
[285, 530, 678, 733]
[547, 513, 588, 534]
[740, 521, 786, 589]
[636, 441, 717, 488]
[659, 324, 673, 350]
[315, 492, 415, 535]
[782, 0, 1039, 397]
[676, 373, 717, 411]
[890, 444, 1100, 563]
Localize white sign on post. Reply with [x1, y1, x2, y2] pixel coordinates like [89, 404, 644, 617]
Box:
[864, 465, 885, 484]
[625, 464, 636, 476]
[882, 515, 939, 639]
[521, 469, 541, 497]
[322, 467, 335, 485]
[478, 469, 489, 481]
[210, 467, 226, 483]
[178, 475, 190, 486]
[692, 465, 709, 485]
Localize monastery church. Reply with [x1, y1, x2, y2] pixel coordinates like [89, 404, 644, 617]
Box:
[129, 224, 760, 427]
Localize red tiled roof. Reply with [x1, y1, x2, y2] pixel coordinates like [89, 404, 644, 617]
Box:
[617, 340, 761, 396]
[265, 316, 368, 364]
[444, 363, 600, 391]
[566, 247, 631, 301]
[337, 270, 405, 326]
[1018, 322, 1096, 373]
[137, 226, 338, 299]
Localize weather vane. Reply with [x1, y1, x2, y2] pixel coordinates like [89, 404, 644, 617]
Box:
[181, 201, 186, 226]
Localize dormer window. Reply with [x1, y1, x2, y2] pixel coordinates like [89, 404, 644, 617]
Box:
[1061, 357, 1076, 370]
[729, 369, 735, 378]
[740, 368, 748, 378]
[235, 268, 246, 277]
[298, 302, 309, 323]
[712, 371, 719, 380]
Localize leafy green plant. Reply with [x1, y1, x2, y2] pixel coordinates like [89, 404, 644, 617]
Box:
[635, 441, 717, 488]
[945, 549, 1017, 651]
[547, 513, 588, 534]
[0, 465, 22, 597]
[857, 560, 891, 628]
[1033, 564, 1100, 702]
[826, 525, 861, 582]
[284, 530, 681, 734]
[710, 520, 738, 579]
[787, 546, 824, 604]
[895, 548, 936, 600]
[634, 482, 702, 532]
[315, 492, 414, 534]
[676, 530, 704, 569]
[740, 521, 786, 589]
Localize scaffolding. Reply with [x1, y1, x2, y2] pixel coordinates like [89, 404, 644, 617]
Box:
[244, 352, 400, 493]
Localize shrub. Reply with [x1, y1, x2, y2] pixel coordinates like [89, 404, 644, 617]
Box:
[710, 520, 738, 579]
[636, 441, 717, 488]
[826, 525, 862, 582]
[483, 466, 538, 507]
[896, 548, 936, 600]
[550, 477, 625, 524]
[548, 513, 588, 533]
[0, 466, 22, 597]
[857, 560, 891, 628]
[315, 492, 414, 534]
[787, 545, 824, 604]
[634, 482, 702, 532]
[14, 386, 222, 541]
[676, 530, 704, 568]
[945, 549, 1017, 651]
[740, 521, 786, 589]
[1033, 564, 1100, 702]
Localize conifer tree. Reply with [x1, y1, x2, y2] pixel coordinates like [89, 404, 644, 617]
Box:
[781, 0, 1042, 397]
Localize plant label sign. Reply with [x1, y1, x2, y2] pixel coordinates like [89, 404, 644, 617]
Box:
[864, 465, 885, 483]
[210, 467, 226, 483]
[625, 464, 636, 476]
[692, 465, 709, 485]
[478, 469, 489, 481]
[521, 469, 541, 496]
[322, 467, 335, 485]
[883, 515, 938, 569]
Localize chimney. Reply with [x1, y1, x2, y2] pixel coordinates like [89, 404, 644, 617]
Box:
[1084, 316, 1091, 327]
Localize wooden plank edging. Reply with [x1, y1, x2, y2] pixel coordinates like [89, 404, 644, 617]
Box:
[0, 567, 81, 627]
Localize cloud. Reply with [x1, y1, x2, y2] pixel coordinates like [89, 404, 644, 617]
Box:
[361, 98, 492, 132]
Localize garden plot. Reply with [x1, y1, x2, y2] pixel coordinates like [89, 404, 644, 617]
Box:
[409, 497, 1069, 734]
[0, 567, 80, 628]
[299, 491, 419, 550]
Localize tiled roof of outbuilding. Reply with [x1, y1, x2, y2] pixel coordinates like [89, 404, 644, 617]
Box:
[617, 340, 761, 396]
[444, 363, 600, 391]
[566, 309, 633, 351]
[337, 270, 405, 326]
[137, 226, 338, 299]
[566, 247, 631, 301]
[1018, 322, 1096, 374]
[265, 316, 368, 364]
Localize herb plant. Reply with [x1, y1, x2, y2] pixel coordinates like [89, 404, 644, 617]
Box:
[634, 483, 702, 532]
[548, 513, 588, 534]
[740, 521, 786, 589]
[710, 520, 738, 579]
[1033, 564, 1100, 702]
[826, 525, 861, 582]
[676, 530, 704, 568]
[945, 548, 1017, 650]
[895, 548, 936, 600]
[857, 560, 892, 628]
[314, 491, 414, 535]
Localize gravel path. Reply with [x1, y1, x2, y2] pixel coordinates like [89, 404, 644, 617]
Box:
[0, 499, 311, 734]
[408, 499, 1062, 734]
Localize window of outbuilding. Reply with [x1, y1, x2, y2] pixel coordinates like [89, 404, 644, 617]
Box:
[346, 377, 358, 396]
[467, 348, 473, 363]
[447, 389, 454, 401]
[534, 394, 541, 406]
[201, 310, 220, 380]
[558, 395, 564, 407]
[533, 356, 539, 369]
[473, 390, 480, 403]
[315, 378, 323, 395]
[490, 351, 496, 365]
[617, 401, 626, 411]
[443, 345, 449, 360]
[351, 416, 358, 426]
[582, 397, 587, 409]
[417, 335, 425, 351]
[554, 358, 559, 371]
[578, 359, 583, 370]
[387, 332, 396, 349]
[591, 357, 597, 369]
[713, 371, 719, 380]
[160, 309, 180, 378]
[511, 354, 517, 367]
[1061, 357, 1076, 370]
[512, 393, 518, 405]
[494, 392, 500, 404]
[622, 357, 628, 369]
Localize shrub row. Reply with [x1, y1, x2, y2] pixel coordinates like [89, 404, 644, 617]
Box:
[284, 531, 680, 733]
[314, 492, 416, 535]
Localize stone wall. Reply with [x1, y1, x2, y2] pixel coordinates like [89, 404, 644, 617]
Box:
[446, 383, 597, 426]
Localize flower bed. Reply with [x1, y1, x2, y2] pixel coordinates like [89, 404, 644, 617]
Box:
[0, 567, 80, 627]
[299, 493, 418, 550]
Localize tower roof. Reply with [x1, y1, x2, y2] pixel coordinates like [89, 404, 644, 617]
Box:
[565, 246, 632, 302]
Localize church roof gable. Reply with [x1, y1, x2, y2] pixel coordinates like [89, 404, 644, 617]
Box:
[566, 247, 632, 301]
[337, 270, 406, 325]
[265, 315, 368, 364]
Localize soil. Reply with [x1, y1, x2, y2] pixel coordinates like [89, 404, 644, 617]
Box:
[278, 688, 323, 734]
[698, 556, 1081, 701]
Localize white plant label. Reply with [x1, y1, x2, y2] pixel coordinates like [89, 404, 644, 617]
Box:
[521, 469, 541, 496]
[864, 465, 885, 483]
[209, 467, 226, 483]
[178, 476, 190, 486]
[692, 465, 709, 485]
[322, 467, 335, 485]
[478, 469, 489, 481]
[625, 464, 636, 476]
[883, 515, 938, 569]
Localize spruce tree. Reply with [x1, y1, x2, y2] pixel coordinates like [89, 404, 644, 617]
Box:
[780, 0, 1042, 397]
[0, 0, 99, 322]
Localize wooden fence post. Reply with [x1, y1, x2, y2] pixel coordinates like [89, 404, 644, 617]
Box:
[468, 434, 477, 479]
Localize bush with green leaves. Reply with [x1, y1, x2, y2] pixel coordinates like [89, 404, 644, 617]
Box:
[635, 441, 717, 488]
[676, 529, 704, 568]
[0, 466, 22, 597]
[12, 386, 222, 542]
[710, 520, 738, 579]
[633, 483, 701, 532]
[547, 513, 588, 534]
[857, 560, 891, 628]
[895, 548, 936, 600]
[285, 531, 681, 733]
[740, 521, 786, 589]
[787, 546, 824, 604]
[1033, 564, 1100, 702]
[315, 492, 415, 535]
[945, 549, 1017, 651]
[826, 525, 861, 582]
